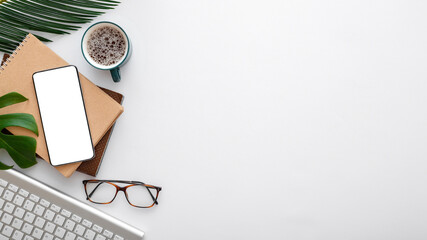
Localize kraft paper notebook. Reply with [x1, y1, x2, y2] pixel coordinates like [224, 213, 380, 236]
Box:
[0, 34, 124, 177]
[1, 55, 124, 177]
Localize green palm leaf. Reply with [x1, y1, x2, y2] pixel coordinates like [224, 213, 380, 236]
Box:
[0, 0, 121, 53]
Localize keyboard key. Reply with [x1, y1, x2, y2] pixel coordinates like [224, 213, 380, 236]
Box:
[39, 200, 50, 208]
[0, 187, 4, 198]
[2, 225, 13, 237]
[50, 204, 60, 213]
[24, 212, 36, 223]
[95, 234, 106, 240]
[71, 214, 81, 223]
[4, 202, 15, 213]
[0, 179, 7, 187]
[1, 213, 13, 224]
[34, 205, 45, 216]
[0, 234, 8, 240]
[64, 232, 76, 240]
[14, 207, 25, 219]
[18, 189, 29, 198]
[12, 218, 23, 229]
[13, 195, 25, 206]
[44, 222, 55, 233]
[84, 229, 96, 240]
[24, 236, 35, 240]
[24, 200, 35, 211]
[82, 219, 92, 228]
[113, 235, 124, 240]
[12, 230, 24, 240]
[74, 224, 85, 236]
[0, 199, 4, 209]
[42, 232, 53, 240]
[92, 224, 102, 233]
[60, 209, 71, 218]
[8, 184, 18, 192]
[32, 228, 43, 239]
[54, 227, 65, 238]
[43, 210, 55, 221]
[102, 230, 113, 238]
[53, 215, 65, 226]
[34, 217, 45, 228]
[29, 194, 40, 203]
[77, 237, 85, 240]
[64, 219, 75, 231]
[3, 190, 14, 201]
[22, 223, 34, 235]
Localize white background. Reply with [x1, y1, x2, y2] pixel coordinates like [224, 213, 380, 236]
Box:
[1, 0, 427, 239]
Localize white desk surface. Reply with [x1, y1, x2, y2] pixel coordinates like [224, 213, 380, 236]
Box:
[1, 0, 427, 239]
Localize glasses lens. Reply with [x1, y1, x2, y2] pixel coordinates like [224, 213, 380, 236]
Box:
[85, 182, 117, 203]
[126, 185, 158, 207]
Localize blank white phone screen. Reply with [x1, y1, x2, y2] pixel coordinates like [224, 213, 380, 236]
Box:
[33, 66, 94, 166]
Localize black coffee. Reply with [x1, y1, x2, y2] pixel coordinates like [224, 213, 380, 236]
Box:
[87, 26, 126, 66]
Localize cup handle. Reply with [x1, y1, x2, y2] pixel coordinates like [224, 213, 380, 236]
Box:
[110, 67, 121, 82]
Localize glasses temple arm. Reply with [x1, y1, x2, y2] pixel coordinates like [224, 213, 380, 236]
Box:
[145, 186, 158, 205]
[87, 182, 105, 199]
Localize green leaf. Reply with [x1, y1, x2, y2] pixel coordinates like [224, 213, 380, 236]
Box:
[0, 161, 13, 170]
[0, 6, 80, 31]
[0, 133, 37, 168]
[0, 92, 28, 109]
[0, 92, 39, 169]
[0, 113, 39, 136]
[0, 0, 120, 53]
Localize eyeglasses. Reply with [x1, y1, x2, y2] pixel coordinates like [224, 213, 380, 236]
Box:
[82, 180, 162, 208]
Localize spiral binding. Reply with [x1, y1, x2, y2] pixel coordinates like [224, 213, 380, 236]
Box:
[0, 34, 31, 74]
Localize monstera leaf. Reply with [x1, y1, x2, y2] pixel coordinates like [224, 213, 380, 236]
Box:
[0, 92, 38, 169]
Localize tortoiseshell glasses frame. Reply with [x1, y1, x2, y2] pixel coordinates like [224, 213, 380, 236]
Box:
[82, 180, 162, 208]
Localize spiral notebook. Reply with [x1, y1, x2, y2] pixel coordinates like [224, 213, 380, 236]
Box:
[0, 34, 124, 177]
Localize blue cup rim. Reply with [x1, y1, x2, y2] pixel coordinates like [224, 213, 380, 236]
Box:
[81, 21, 130, 70]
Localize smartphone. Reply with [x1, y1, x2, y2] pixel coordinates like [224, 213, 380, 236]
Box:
[33, 65, 94, 166]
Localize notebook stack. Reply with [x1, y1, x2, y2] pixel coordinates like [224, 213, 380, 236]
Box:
[0, 34, 123, 177]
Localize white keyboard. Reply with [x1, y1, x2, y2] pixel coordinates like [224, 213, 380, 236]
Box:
[0, 169, 144, 240]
